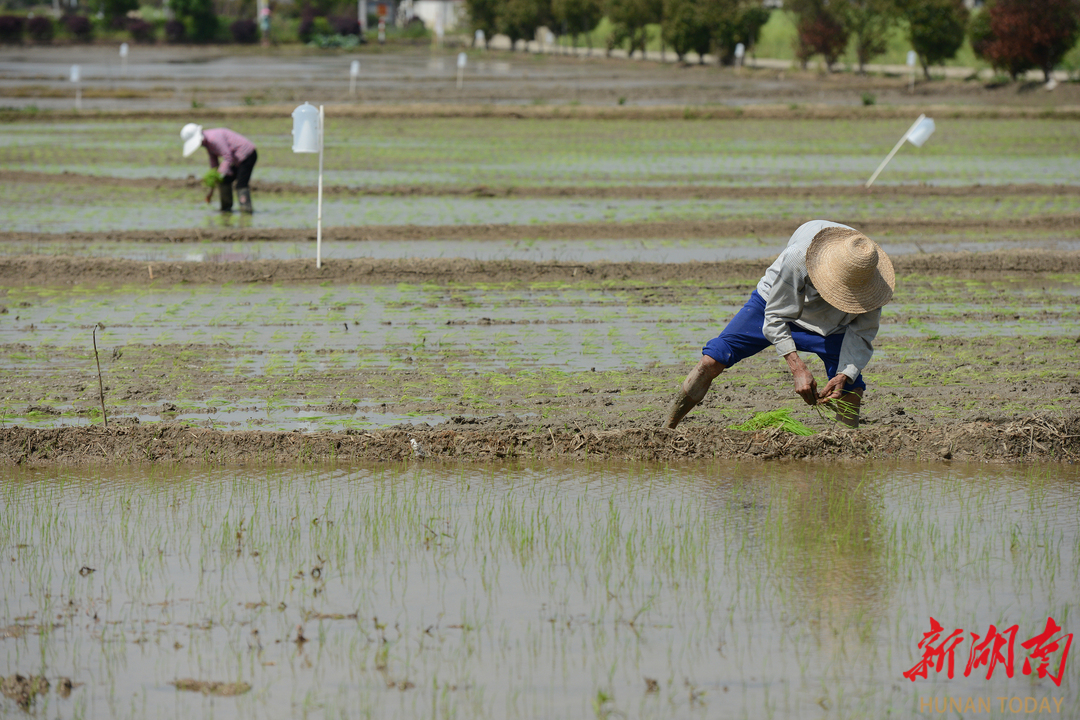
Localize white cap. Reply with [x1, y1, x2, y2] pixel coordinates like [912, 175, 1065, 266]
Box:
[180, 123, 204, 157]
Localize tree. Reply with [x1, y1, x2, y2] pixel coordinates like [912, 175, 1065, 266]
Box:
[706, 0, 750, 65]
[552, 0, 603, 50]
[973, 0, 1080, 82]
[662, 0, 710, 61]
[792, 3, 849, 70]
[171, 0, 218, 42]
[736, 3, 771, 55]
[465, 0, 499, 47]
[788, 0, 849, 70]
[904, 0, 969, 80]
[94, 0, 138, 25]
[607, 0, 662, 59]
[837, 0, 900, 73]
[498, 0, 551, 50]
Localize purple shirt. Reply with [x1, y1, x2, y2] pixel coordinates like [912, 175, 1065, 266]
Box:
[201, 128, 256, 177]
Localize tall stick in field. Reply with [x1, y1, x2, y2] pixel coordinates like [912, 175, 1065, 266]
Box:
[93, 324, 108, 428]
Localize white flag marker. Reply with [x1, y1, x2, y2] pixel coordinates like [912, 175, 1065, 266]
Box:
[865, 114, 935, 188]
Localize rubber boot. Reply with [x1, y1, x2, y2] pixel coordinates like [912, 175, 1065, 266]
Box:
[218, 181, 234, 212]
[238, 187, 253, 214]
[664, 390, 698, 429]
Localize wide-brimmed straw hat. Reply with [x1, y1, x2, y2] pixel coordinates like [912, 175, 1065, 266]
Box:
[805, 226, 895, 314]
[180, 123, 204, 157]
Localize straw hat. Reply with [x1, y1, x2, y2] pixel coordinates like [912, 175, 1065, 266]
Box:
[180, 123, 204, 157]
[805, 226, 895, 314]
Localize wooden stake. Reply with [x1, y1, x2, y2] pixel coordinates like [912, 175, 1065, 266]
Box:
[93, 324, 108, 428]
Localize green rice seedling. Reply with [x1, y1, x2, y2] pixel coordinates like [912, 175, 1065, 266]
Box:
[730, 408, 816, 435]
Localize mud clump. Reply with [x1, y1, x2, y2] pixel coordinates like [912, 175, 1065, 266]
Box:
[1, 675, 49, 709]
[171, 679, 252, 696]
[25, 405, 61, 416]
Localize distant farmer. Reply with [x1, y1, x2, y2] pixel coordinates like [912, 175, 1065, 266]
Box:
[180, 124, 257, 214]
[665, 220, 895, 430]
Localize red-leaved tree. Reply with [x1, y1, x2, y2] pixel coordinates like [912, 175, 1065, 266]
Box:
[976, 0, 1080, 82]
[795, 8, 849, 71]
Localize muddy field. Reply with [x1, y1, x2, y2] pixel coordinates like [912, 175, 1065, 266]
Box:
[0, 249, 1077, 465]
[1, 109, 1079, 465]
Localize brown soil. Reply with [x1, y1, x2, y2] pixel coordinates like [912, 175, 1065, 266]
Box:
[0, 250, 1077, 287]
[1, 414, 1076, 465]
[5, 170, 1079, 201]
[1, 211, 1078, 249]
[170, 679, 252, 697]
[0, 675, 50, 710]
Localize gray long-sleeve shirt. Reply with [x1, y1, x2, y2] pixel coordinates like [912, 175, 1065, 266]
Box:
[756, 220, 881, 381]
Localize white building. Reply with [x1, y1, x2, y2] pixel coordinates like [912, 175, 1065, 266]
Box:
[411, 0, 465, 32]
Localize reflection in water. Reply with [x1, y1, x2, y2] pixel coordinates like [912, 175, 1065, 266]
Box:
[0, 461, 1076, 719]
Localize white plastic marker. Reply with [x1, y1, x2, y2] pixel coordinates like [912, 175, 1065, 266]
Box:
[291, 102, 325, 267]
[865, 114, 935, 188]
[907, 50, 917, 92]
[70, 64, 81, 110]
[456, 52, 466, 89]
[475, 28, 485, 48]
[350, 59, 360, 95]
[119, 42, 129, 74]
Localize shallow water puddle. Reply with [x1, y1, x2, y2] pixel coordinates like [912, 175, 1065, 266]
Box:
[1, 461, 1077, 718]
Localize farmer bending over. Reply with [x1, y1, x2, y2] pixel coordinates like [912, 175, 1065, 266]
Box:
[665, 220, 895, 430]
[180, 124, 258, 214]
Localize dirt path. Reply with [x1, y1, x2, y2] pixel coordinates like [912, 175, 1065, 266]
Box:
[0, 250, 1077, 287]
[0, 414, 1076, 465]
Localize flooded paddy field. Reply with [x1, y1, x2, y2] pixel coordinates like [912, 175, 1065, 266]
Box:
[8, 231, 1080, 265]
[2, 461, 1079, 719]
[6, 45, 1080, 112]
[5, 181, 1080, 236]
[2, 68, 1080, 720]
[3, 116, 1079, 190]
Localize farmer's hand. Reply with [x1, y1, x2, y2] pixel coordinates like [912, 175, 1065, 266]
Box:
[784, 352, 817, 406]
[817, 374, 849, 403]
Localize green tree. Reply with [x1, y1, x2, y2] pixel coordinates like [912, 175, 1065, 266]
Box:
[837, 0, 900, 73]
[552, 0, 603, 49]
[498, 0, 552, 49]
[662, 0, 710, 61]
[736, 3, 771, 55]
[904, 0, 969, 79]
[705, 0, 748, 65]
[172, 0, 219, 42]
[607, 0, 662, 58]
[95, 0, 138, 25]
[465, 0, 500, 47]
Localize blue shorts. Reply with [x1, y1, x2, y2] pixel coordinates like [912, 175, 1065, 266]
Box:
[702, 291, 866, 392]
